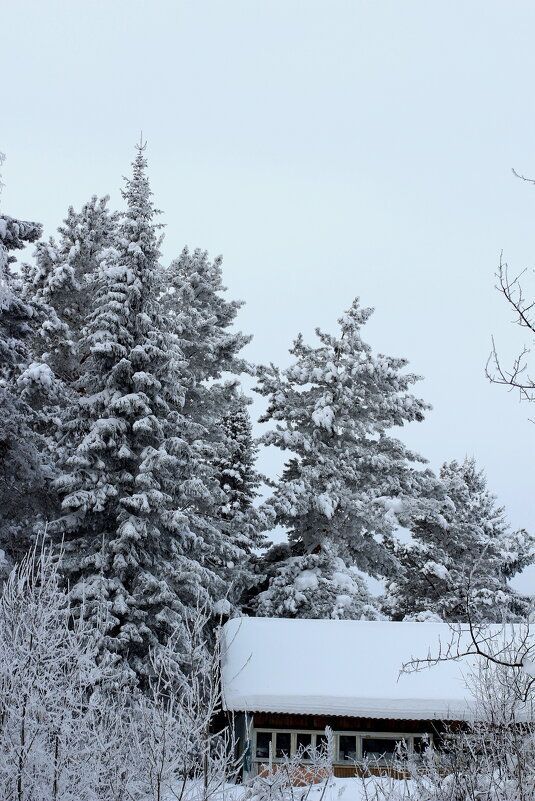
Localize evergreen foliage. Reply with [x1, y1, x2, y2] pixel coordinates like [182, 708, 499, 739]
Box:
[162, 245, 251, 390]
[0, 162, 51, 575]
[161, 245, 267, 608]
[214, 393, 270, 604]
[383, 457, 535, 622]
[51, 146, 240, 679]
[19, 197, 118, 447]
[252, 299, 432, 619]
[24, 196, 118, 386]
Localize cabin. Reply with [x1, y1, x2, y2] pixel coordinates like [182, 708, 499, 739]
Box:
[219, 617, 529, 778]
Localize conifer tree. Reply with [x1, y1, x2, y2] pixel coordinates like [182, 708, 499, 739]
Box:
[162, 245, 251, 395]
[52, 146, 240, 680]
[24, 196, 118, 386]
[20, 197, 119, 444]
[161, 245, 267, 607]
[217, 394, 261, 518]
[383, 458, 534, 622]
[252, 299, 432, 619]
[0, 155, 50, 575]
[214, 393, 270, 604]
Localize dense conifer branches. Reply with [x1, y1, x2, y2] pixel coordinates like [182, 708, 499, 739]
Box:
[48, 146, 248, 678]
[0, 166, 52, 576]
[252, 300, 433, 618]
[384, 458, 535, 622]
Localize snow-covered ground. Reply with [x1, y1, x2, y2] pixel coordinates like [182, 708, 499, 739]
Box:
[162, 777, 413, 801]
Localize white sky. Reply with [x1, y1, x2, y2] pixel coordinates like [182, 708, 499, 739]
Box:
[2, 1, 534, 587]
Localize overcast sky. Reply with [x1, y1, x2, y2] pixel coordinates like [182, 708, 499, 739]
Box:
[2, 1, 534, 586]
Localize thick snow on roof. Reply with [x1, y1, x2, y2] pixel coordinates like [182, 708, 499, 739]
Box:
[220, 617, 530, 721]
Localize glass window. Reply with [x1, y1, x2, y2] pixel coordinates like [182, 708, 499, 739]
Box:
[339, 735, 357, 762]
[276, 732, 291, 758]
[256, 732, 272, 759]
[413, 736, 430, 756]
[296, 732, 312, 758]
[315, 733, 328, 753]
[362, 738, 404, 764]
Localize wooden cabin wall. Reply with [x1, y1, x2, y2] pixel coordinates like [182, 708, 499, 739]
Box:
[252, 711, 455, 743]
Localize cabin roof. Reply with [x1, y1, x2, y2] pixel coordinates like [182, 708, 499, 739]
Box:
[219, 617, 531, 721]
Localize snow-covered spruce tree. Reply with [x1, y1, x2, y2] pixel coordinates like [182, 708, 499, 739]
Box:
[161, 245, 251, 399]
[161, 245, 268, 606]
[52, 145, 239, 681]
[18, 197, 119, 453]
[252, 299, 432, 619]
[23, 196, 118, 387]
[0, 158, 53, 576]
[383, 457, 534, 622]
[217, 393, 262, 520]
[214, 392, 270, 602]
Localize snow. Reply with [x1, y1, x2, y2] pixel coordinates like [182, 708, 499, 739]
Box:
[220, 617, 534, 721]
[294, 570, 319, 591]
[422, 561, 450, 581]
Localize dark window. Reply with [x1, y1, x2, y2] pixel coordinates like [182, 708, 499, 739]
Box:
[339, 735, 357, 761]
[256, 732, 271, 759]
[316, 733, 328, 753]
[413, 736, 430, 756]
[296, 732, 312, 758]
[276, 732, 291, 758]
[362, 738, 404, 763]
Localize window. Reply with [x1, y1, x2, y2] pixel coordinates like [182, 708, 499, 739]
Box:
[254, 730, 328, 763]
[252, 729, 432, 767]
[255, 731, 272, 759]
[413, 736, 431, 757]
[339, 735, 357, 762]
[362, 737, 406, 764]
[276, 732, 291, 758]
[296, 732, 312, 757]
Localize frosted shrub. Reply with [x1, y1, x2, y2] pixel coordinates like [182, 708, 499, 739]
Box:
[0, 544, 98, 801]
[131, 609, 242, 801]
[0, 546, 241, 801]
[241, 728, 334, 801]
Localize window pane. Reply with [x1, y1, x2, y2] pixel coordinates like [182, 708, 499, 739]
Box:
[339, 735, 357, 762]
[362, 738, 404, 763]
[316, 733, 328, 753]
[296, 732, 312, 758]
[276, 732, 291, 758]
[256, 732, 272, 759]
[413, 736, 430, 756]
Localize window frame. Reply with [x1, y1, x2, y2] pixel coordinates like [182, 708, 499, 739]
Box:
[252, 728, 433, 766]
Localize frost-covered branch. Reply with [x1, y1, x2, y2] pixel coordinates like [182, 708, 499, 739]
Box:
[487, 250, 535, 405]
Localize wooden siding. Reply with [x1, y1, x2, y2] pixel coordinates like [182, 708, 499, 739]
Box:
[252, 711, 450, 738]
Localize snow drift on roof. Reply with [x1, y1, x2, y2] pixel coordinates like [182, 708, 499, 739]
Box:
[219, 617, 532, 721]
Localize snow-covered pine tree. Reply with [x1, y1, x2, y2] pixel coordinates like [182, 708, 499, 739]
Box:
[52, 145, 240, 680]
[24, 196, 118, 386]
[19, 197, 119, 449]
[161, 245, 268, 608]
[162, 245, 251, 396]
[214, 392, 270, 604]
[252, 299, 432, 619]
[217, 393, 261, 519]
[0, 157, 53, 576]
[383, 457, 534, 622]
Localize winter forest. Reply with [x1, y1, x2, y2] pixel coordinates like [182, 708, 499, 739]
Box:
[1, 138, 534, 800]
